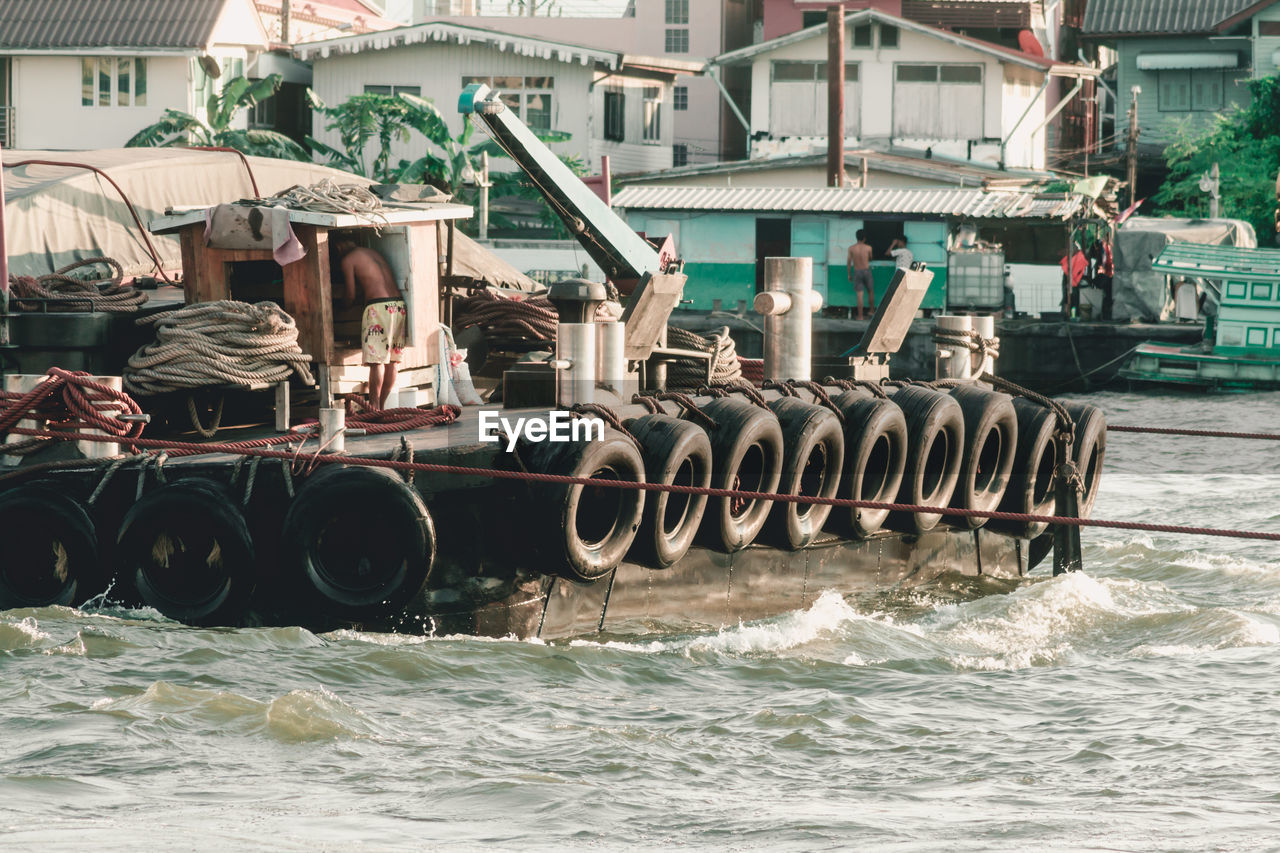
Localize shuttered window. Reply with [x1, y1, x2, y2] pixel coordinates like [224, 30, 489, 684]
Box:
[1159, 70, 1225, 112]
[892, 63, 982, 139]
[769, 61, 860, 138]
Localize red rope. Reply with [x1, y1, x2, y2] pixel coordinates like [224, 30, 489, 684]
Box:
[9, 425, 1279, 543]
[1109, 425, 1280, 441]
[0, 367, 145, 439]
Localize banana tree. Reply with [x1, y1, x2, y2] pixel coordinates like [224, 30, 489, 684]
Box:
[126, 73, 308, 161]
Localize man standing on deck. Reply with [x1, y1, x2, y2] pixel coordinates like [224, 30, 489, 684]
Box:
[847, 229, 875, 321]
[334, 239, 405, 411]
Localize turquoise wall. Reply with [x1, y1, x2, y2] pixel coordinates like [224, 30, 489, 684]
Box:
[628, 210, 948, 311]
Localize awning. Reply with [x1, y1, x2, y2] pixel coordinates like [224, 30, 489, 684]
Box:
[1136, 52, 1238, 71]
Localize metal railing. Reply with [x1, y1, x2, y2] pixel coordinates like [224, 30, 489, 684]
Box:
[0, 106, 12, 148]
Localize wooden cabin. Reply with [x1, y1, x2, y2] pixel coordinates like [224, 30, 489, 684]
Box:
[150, 202, 471, 406]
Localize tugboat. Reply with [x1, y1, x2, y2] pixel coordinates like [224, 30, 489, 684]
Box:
[1119, 243, 1280, 391]
[0, 85, 1106, 638]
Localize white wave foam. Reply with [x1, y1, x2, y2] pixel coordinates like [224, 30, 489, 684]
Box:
[0, 616, 51, 650]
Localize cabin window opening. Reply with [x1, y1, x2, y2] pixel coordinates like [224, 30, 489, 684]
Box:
[84, 56, 148, 107]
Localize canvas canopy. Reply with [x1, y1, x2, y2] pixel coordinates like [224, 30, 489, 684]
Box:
[2, 148, 536, 292]
[1112, 217, 1256, 321]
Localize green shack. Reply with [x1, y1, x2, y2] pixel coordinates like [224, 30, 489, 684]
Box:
[612, 185, 1100, 314]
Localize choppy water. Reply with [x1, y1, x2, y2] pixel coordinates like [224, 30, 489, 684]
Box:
[3, 392, 1279, 851]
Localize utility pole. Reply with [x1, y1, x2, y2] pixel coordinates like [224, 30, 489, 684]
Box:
[826, 4, 845, 187]
[1125, 85, 1140, 210]
[478, 151, 491, 241]
[281, 0, 291, 44]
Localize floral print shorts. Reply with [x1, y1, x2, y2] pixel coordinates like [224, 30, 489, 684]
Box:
[362, 298, 407, 364]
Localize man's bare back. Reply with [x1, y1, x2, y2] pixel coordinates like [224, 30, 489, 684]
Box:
[339, 246, 398, 306]
[848, 242, 873, 270]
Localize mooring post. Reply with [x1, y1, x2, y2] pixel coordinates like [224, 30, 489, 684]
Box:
[1051, 432, 1083, 575]
[319, 406, 346, 453]
[755, 256, 822, 381]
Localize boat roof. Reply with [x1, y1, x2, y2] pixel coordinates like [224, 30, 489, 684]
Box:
[1152, 242, 1280, 283]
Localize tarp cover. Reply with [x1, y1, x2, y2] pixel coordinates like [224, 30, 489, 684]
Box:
[2, 148, 533, 291]
[1112, 216, 1256, 321]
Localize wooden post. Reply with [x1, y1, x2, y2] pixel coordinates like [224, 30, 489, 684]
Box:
[827, 4, 845, 188]
[280, 224, 332, 366]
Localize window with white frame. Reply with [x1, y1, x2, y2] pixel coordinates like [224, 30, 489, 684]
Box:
[82, 57, 147, 106]
[892, 63, 983, 139]
[665, 28, 689, 53]
[674, 85, 688, 111]
[643, 86, 662, 142]
[364, 85, 423, 96]
[673, 143, 689, 166]
[769, 61, 861, 138]
[461, 76, 555, 131]
[665, 0, 688, 24]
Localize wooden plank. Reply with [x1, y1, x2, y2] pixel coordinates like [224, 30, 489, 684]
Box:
[150, 204, 473, 233]
[196, 241, 231, 304]
[178, 223, 200, 304]
[281, 224, 333, 366]
[405, 221, 440, 370]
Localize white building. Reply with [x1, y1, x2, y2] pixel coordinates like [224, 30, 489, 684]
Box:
[296, 22, 699, 174]
[710, 7, 1098, 171]
[0, 0, 273, 150]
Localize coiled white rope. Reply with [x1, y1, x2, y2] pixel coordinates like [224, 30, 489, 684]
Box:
[124, 301, 316, 395]
[262, 179, 389, 232]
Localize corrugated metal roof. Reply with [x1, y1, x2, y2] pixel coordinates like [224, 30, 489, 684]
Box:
[611, 186, 1086, 220]
[0, 0, 227, 50]
[1082, 0, 1269, 35]
[1152, 242, 1280, 282]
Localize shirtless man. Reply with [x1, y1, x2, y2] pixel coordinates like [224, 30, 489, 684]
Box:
[334, 239, 405, 410]
[846, 229, 875, 320]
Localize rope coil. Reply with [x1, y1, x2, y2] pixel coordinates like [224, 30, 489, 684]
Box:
[123, 301, 316, 395]
[8, 257, 148, 314]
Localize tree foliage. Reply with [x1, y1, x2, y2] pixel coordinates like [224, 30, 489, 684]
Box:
[306, 89, 581, 236]
[126, 74, 308, 161]
[1154, 75, 1280, 243]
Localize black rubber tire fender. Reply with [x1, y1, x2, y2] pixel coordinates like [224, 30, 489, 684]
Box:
[522, 431, 646, 582]
[281, 465, 436, 620]
[115, 478, 254, 626]
[624, 414, 712, 569]
[988, 397, 1058, 539]
[829, 391, 908, 539]
[690, 396, 784, 553]
[763, 397, 844, 549]
[947, 385, 1018, 529]
[885, 386, 964, 534]
[1062, 401, 1107, 518]
[0, 483, 99, 610]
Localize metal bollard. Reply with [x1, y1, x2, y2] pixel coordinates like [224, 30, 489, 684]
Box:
[971, 315, 997, 377]
[596, 321, 628, 398]
[319, 407, 346, 453]
[935, 315, 974, 380]
[3, 374, 124, 467]
[755, 257, 823, 381]
[556, 322, 597, 407]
